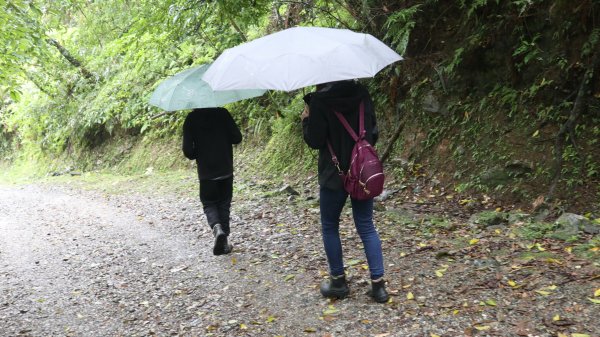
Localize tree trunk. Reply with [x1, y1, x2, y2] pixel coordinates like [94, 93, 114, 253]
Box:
[380, 111, 406, 164]
[547, 51, 600, 200]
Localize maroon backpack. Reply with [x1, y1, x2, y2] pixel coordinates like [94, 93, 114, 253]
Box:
[327, 101, 384, 200]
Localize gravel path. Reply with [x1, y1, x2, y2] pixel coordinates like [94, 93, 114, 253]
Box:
[1, 180, 598, 337]
[0, 183, 396, 337]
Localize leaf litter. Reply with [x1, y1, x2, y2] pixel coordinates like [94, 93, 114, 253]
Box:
[0, 173, 598, 336]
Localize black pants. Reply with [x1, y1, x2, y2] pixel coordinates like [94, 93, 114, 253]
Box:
[199, 176, 233, 235]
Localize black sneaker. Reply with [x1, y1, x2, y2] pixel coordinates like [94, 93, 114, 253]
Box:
[320, 275, 349, 299]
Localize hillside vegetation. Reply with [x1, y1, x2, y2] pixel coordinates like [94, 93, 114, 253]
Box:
[1, 0, 599, 214]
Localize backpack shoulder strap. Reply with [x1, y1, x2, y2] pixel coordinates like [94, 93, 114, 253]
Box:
[333, 101, 365, 141]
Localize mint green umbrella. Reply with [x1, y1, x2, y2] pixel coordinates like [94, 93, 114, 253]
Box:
[149, 63, 266, 111]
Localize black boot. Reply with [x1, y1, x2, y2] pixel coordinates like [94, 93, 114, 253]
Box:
[368, 279, 389, 303]
[212, 224, 233, 255]
[320, 275, 349, 299]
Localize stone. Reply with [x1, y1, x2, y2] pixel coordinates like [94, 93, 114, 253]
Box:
[469, 211, 509, 228]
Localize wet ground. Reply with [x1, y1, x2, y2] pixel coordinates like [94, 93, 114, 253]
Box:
[0, 175, 598, 336]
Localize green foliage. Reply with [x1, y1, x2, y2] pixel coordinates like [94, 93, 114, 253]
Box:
[1, 0, 599, 211]
[383, 5, 421, 55]
[260, 95, 316, 175]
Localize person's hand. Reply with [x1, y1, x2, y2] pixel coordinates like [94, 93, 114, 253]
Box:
[301, 105, 310, 120]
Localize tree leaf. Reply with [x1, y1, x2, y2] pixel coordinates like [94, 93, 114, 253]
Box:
[347, 259, 361, 266]
[594, 288, 600, 297]
[407, 292, 414, 300]
[588, 298, 600, 304]
[485, 299, 497, 306]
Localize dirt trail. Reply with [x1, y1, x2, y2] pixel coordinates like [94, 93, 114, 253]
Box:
[0, 181, 598, 337]
[0, 183, 387, 337]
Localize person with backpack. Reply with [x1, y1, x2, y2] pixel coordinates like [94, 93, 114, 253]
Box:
[301, 80, 389, 303]
[182, 107, 242, 255]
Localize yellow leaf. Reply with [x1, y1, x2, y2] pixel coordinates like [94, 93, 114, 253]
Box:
[485, 299, 497, 306]
[231, 257, 237, 265]
[508, 280, 518, 288]
[431, 334, 441, 337]
[323, 308, 339, 315]
[594, 288, 600, 297]
[407, 292, 414, 300]
[565, 247, 572, 254]
[266, 316, 276, 323]
[435, 270, 444, 277]
[535, 290, 551, 296]
[304, 327, 317, 333]
[553, 314, 560, 321]
[418, 242, 427, 247]
[474, 325, 490, 331]
[495, 207, 502, 212]
[469, 238, 479, 245]
[240, 324, 248, 330]
[571, 334, 591, 337]
[557, 333, 568, 337]
[453, 309, 459, 315]
[591, 247, 599, 252]
[459, 199, 472, 205]
[494, 229, 501, 234]
[284, 274, 295, 281]
[588, 298, 600, 304]
[547, 285, 558, 291]
[535, 243, 546, 251]
[546, 258, 562, 264]
[532, 130, 540, 137]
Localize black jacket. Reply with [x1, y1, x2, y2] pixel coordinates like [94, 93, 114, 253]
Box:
[302, 81, 378, 190]
[182, 108, 242, 180]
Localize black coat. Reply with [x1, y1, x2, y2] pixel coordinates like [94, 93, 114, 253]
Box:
[182, 108, 242, 180]
[302, 81, 378, 190]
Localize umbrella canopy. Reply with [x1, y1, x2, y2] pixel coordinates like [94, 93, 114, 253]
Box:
[202, 26, 402, 92]
[148, 63, 266, 111]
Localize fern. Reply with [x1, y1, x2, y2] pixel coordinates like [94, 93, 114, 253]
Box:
[383, 5, 421, 55]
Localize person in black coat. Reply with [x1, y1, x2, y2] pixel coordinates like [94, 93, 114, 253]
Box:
[302, 80, 389, 303]
[182, 107, 242, 255]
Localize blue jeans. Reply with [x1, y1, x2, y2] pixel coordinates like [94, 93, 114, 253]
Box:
[319, 187, 384, 280]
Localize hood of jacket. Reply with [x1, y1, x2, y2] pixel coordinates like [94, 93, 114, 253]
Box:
[309, 80, 366, 114]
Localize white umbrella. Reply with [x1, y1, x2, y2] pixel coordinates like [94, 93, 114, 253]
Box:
[202, 26, 402, 92]
[149, 63, 266, 111]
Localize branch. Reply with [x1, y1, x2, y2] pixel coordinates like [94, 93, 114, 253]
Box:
[226, 15, 247, 42]
[150, 111, 176, 120]
[275, 0, 353, 29]
[46, 38, 94, 80]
